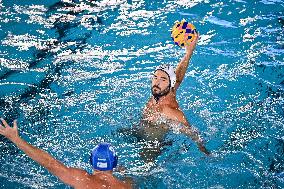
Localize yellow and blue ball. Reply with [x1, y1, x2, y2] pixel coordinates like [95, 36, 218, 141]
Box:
[171, 20, 197, 48]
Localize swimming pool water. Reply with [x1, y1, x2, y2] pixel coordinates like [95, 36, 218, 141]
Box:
[0, 0, 284, 188]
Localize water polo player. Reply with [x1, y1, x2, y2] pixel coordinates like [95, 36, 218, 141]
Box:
[0, 118, 132, 189]
[140, 31, 210, 157]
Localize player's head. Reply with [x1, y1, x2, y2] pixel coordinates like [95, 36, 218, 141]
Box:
[151, 64, 176, 98]
[90, 143, 118, 171]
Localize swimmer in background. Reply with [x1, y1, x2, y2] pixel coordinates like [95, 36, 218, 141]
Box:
[0, 118, 132, 189]
[140, 33, 210, 159]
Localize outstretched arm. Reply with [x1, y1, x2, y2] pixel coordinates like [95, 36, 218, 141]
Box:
[180, 126, 210, 156]
[0, 118, 90, 188]
[174, 33, 199, 89]
[163, 108, 210, 155]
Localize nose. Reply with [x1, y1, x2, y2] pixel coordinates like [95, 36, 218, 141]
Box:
[153, 79, 160, 86]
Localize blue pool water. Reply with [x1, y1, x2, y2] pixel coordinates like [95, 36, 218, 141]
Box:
[0, 0, 284, 188]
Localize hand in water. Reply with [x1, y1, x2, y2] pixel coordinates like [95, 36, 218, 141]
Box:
[198, 143, 211, 156]
[0, 118, 19, 141]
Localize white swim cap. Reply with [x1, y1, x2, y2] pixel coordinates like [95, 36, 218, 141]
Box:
[155, 64, 176, 88]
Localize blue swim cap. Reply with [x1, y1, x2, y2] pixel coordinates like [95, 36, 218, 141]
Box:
[90, 143, 118, 171]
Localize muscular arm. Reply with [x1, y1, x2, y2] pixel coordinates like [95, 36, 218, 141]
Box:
[180, 126, 210, 155]
[175, 33, 199, 89]
[162, 108, 210, 155]
[0, 119, 90, 188]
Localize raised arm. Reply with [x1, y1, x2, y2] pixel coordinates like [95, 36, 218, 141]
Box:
[0, 118, 90, 188]
[174, 33, 199, 89]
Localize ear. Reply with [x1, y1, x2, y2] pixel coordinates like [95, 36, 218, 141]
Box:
[171, 87, 176, 94]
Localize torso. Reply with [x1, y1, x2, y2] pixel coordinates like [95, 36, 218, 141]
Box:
[143, 94, 179, 123]
[136, 93, 188, 162]
[139, 93, 187, 140]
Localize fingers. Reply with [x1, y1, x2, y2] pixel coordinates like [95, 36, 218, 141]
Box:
[193, 31, 199, 40]
[185, 33, 199, 50]
[13, 120, 18, 129]
[0, 118, 10, 128]
[0, 123, 4, 131]
[0, 118, 17, 129]
[193, 32, 199, 43]
[0, 122, 5, 135]
[196, 31, 200, 37]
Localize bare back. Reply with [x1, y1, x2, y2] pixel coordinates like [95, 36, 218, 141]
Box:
[75, 171, 132, 189]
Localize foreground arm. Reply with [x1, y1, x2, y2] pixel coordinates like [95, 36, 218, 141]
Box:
[0, 118, 90, 188]
[180, 126, 210, 156]
[163, 108, 210, 155]
[175, 33, 199, 89]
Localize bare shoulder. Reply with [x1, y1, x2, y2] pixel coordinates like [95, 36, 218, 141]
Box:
[92, 173, 132, 189]
[61, 167, 91, 188]
[161, 106, 188, 125]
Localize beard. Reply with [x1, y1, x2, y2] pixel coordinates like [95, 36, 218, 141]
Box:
[151, 85, 170, 100]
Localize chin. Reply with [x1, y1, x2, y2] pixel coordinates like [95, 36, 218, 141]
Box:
[152, 90, 161, 95]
